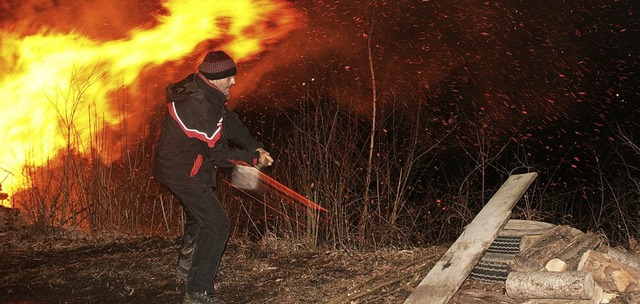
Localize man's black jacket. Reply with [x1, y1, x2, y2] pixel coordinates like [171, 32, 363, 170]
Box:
[152, 73, 263, 185]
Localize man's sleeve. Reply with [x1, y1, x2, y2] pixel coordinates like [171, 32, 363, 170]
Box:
[223, 107, 264, 150]
[221, 148, 262, 167]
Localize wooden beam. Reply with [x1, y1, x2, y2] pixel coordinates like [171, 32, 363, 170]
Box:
[404, 172, 538, 304]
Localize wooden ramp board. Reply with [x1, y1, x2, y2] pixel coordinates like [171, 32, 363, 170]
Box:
[404, 172, 538, 304]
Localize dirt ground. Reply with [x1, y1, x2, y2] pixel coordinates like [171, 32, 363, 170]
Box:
[0, 224, 524, 304]
[3, 231, 637, 304]
[1, 228, 460, 304]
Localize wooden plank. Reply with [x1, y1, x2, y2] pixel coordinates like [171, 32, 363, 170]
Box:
[404, 172, 538, 304]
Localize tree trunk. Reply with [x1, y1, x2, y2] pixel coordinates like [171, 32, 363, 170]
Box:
[513, 226, 584, 271]
[519, 234, 543, 252]
[605, 247, 640, 271]
[505, 271, 595, 300]
[578, 249, 640, 292]
[554, 232, 603, 270]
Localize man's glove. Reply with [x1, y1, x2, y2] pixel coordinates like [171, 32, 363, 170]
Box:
[256, 148, 273, 169]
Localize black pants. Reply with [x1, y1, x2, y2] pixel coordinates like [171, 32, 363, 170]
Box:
[167, 182, 230, 293]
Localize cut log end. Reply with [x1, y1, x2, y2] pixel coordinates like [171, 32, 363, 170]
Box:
[545, 258, 568, 272]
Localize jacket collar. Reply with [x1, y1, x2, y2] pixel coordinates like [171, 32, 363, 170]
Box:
[194, 73, 228, 104]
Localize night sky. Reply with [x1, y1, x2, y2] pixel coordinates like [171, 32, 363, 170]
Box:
[236, 0, 639, 192]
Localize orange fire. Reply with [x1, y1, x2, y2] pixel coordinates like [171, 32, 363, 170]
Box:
[0, 0, 300, 207]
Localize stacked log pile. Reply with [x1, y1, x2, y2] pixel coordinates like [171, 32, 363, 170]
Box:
[504, 225, 640, 303]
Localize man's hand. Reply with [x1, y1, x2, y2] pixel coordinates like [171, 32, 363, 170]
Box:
[256, 148, 273, 169]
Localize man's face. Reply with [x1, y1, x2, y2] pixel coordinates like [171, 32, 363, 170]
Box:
[210, 76, 236, 98]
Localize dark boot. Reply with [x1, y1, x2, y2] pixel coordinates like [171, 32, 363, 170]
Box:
[176, 209, 198, 280]
[175, 244, 193, 280]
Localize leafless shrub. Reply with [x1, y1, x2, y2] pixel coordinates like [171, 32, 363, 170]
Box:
[12, 74, 182, 238]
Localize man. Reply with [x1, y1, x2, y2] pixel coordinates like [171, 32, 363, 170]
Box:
[152, 50, 273, 304]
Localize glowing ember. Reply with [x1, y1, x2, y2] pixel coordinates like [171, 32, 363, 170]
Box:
[0, 0, 299, 207]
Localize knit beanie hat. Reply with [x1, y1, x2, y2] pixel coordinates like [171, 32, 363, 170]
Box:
[197, 51, 237, 80]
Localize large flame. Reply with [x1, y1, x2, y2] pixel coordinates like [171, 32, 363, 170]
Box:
[0, 0, 299, 206]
